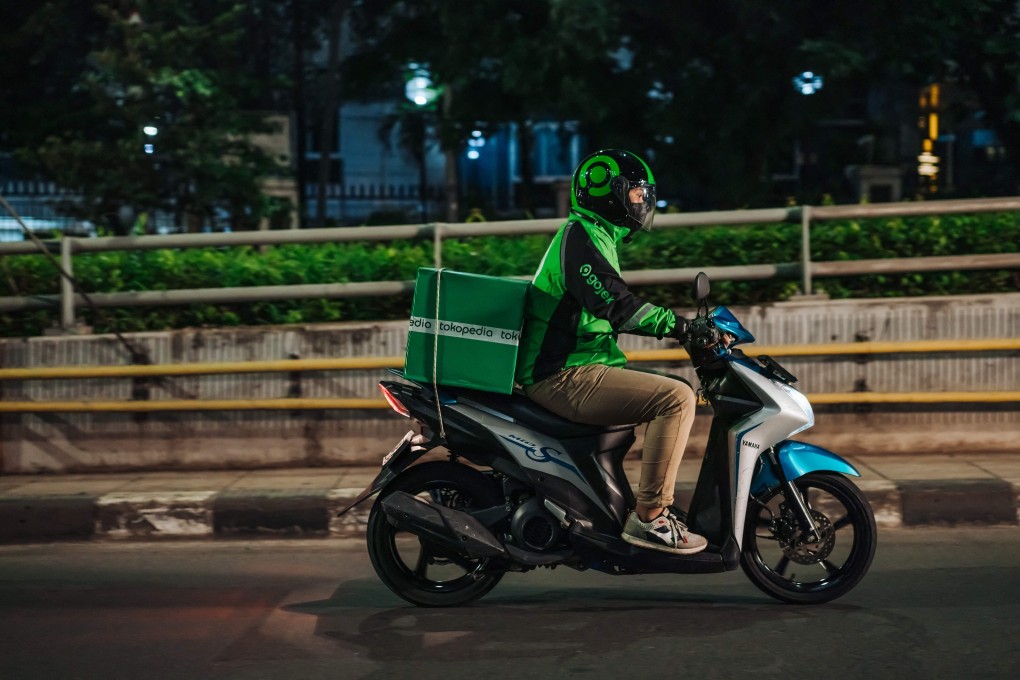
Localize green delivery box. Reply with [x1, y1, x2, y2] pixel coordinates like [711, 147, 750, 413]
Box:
[404, 268, 530, 394]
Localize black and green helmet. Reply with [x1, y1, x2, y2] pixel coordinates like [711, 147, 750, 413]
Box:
[571, 149, 657, 235]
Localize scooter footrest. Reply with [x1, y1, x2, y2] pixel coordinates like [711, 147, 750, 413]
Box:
[505, 544, 573, 566]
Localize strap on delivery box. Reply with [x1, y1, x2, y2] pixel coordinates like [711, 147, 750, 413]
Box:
[432, 268, 447, 441]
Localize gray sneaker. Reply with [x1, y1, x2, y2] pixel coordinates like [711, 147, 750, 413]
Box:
[621, 508, 708, 555]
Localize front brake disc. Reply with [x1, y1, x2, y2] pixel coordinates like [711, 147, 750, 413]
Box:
[779, 510, 835, 565]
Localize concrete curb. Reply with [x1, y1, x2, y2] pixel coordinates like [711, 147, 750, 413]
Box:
[1, 479, 1017, 543]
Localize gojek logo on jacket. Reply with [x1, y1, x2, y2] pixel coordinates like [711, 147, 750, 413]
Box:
[579, 264, 615, 305]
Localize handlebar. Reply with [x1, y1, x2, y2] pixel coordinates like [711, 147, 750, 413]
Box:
[685, 316, 721, 350]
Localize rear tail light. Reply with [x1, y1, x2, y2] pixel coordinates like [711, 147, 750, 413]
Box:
[379, 383, 410, 418]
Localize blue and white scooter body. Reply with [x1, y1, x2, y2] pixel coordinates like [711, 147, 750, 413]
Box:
[709, 308, 861, 548]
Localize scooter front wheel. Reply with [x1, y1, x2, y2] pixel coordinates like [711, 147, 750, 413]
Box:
[740, 472, 876, 604]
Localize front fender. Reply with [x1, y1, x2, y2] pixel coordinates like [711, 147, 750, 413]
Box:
[750, 440, 860, 496]
[335, 430, 431, 517]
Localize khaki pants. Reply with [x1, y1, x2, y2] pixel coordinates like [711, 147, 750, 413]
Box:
[523, 364, 697, 509]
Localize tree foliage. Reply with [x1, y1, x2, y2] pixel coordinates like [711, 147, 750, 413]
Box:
[1, 1, 297, 234]
[344, 0, 621, 212]
[3, 0, 1020, 233]
[345, 1, 1020, 209]
[1, 212, 1016, 336]
[618, 3, 835, 208]
[800, 0, 1020, 182]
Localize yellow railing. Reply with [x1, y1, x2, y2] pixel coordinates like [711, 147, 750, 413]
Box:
[626, 337, 1020, 362]
[1, 391, 1018, 413]
[2, 338, 1018, 382]
[0, 338, 1017, 412]
[0, 356, 401, 380]
[0, 398, 387, 412]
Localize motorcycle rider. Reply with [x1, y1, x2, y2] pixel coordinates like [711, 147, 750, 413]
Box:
[515, 149, 708, 555]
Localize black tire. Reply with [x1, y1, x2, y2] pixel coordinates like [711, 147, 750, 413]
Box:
[367, 461, 506, 607]
[740, 472, 877, 604]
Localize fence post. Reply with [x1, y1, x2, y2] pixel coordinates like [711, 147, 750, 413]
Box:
[433, 222, 443, 269]
[800, 204, 813, 295]
[59, 237, 76, 330]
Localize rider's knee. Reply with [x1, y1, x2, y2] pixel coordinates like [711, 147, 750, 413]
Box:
[661, 381, 696, 415]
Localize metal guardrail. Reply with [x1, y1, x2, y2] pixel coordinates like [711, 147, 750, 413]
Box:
[2, 392, 1018, 413]
[1, 196, 1018, 329]
[2, 338, 1019, 381]
[1, 339, 1017, 411]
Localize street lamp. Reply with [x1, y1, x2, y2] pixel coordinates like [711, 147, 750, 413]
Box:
[405, 67, 439, 108]
[467, 130, 485, 161]
[789, 71, 824, 195]
[793, 71, 823, 96]
[404, 64, 440, 222]
[143, 124, 158, 155]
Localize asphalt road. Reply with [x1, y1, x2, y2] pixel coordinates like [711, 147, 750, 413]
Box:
[1, 528, 1018, 680]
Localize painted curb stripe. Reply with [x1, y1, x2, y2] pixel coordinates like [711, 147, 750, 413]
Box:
[7, 482, 1020, 542]
[95, 491, 216, 538]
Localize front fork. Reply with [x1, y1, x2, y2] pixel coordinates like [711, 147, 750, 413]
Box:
[765, 447, 820, 543]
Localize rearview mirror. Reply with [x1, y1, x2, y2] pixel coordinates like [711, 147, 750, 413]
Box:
[691, 272, 710, 302]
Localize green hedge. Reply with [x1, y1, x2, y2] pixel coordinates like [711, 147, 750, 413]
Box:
[1, 212, 1017, 337]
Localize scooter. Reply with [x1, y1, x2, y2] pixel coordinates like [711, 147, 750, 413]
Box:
[337, 272, 877, 606]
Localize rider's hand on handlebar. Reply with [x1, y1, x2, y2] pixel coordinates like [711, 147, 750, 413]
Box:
[672, 316, 690, 342]
[677, 316, 734, 351]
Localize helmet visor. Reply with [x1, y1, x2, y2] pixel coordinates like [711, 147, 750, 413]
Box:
[625, 182, 657, 231]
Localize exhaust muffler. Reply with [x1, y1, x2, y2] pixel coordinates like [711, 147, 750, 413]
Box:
[379, 491, 507, 559]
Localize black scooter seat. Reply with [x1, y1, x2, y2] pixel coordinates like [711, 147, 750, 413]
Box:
[446, 385, 637, 438]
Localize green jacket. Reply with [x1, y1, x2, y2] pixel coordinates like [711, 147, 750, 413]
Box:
[515, 207, 680, 386]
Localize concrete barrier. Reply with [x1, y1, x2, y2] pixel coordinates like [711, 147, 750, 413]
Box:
[1, 292, 1018, 473]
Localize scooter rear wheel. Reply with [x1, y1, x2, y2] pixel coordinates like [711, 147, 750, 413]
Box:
[367, 461, 506, 607]
[740, 472, 876, 604]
